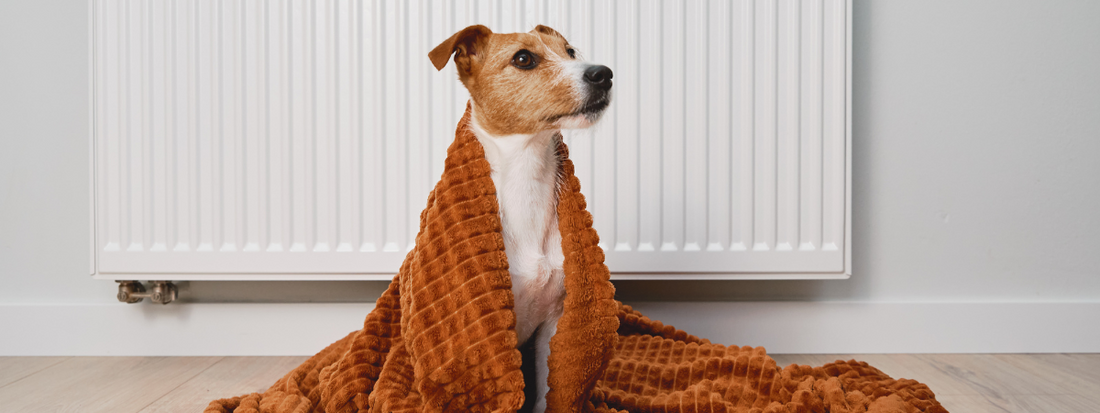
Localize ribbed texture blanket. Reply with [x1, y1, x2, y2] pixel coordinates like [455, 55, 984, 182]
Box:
[204, 105, 946, 413]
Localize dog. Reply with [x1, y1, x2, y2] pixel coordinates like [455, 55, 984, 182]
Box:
[429, 24, 612, 411]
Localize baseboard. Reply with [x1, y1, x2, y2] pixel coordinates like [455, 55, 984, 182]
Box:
[628, 301, 1100, 354]
[1, 303, 373, 356]
[1, 301, 1097, 356]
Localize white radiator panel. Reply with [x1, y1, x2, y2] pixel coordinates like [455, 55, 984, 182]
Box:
[92, 0, 850, 279]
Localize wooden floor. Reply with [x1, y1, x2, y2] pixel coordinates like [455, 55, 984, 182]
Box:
[0, 354, 1096, 412]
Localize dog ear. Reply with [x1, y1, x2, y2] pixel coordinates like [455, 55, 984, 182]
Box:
[429, 25, 492, 73]
[532, 25, 564, 40]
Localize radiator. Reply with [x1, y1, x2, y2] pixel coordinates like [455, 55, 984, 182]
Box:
[91, 0, 851, 280]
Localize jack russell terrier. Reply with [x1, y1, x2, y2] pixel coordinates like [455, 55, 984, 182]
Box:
[429, 24, 612, 411]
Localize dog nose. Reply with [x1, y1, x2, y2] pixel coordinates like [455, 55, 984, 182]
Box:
[584, 65, 613, 90]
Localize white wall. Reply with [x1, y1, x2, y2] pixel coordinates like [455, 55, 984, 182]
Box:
[2, 0, 1099, 355]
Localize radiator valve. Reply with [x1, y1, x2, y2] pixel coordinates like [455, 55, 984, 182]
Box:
[117, 281, 178, 305]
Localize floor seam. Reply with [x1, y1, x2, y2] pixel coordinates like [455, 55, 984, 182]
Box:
[132, 356, 226, 413]
[0, 356, 73, 390]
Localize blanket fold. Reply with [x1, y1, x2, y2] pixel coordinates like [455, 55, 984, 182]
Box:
[204, 104, 946, 413]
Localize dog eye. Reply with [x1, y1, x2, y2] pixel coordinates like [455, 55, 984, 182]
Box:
[566, 48, 576, 58]
[512, 50, 538, 70]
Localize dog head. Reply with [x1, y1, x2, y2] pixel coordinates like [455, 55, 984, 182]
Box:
[430, 25, 612, 136]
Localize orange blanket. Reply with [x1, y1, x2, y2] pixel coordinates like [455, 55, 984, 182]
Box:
[204, 105, 946, 413]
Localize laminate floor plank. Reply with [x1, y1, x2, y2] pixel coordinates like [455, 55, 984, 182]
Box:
[1025, 353, 1100, 387]
[936, 393, 1094, 413]
[1013, 394, 1095, 413]
[138, 356, 308, 413]
[888, 354, 986, 396]
[0, 356, 221, 413]
[935, 394, 1020, 413]
[992, 354, 1100, 402]
[1, 354, 1095, 413]
[0, 357, 70, 388]
[919, 354, 1071, 397]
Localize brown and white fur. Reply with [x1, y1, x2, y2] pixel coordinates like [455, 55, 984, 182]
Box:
[429, 25, 612, 412]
